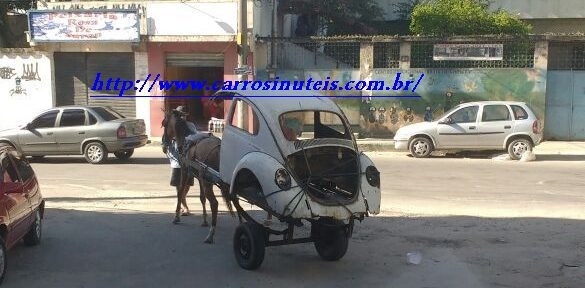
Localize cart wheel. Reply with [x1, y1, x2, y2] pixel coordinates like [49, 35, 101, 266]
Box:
[311, 219, 349, 261]
[233, 222, 266, 270]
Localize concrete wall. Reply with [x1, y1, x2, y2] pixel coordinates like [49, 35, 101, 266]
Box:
[0, 50, 54, 130]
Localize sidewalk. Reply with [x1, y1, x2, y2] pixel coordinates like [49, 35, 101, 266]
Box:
[145, 136, 585, 154]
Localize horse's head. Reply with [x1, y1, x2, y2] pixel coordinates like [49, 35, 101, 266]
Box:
[161, 110, 188, 154]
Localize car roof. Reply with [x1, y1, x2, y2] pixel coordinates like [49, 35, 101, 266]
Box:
[461, 101, 527, 106]
[50, 105, 107, 110]
[220, 89, 344, 116]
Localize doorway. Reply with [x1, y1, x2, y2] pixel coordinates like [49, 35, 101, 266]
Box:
[164, 53, 225, 130]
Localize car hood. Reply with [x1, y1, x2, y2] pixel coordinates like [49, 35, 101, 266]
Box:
[0, 126, 23, 136]
[394, 121, 437, 139]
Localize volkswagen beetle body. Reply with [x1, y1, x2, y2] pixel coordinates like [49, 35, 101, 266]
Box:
[217, 90, 381, 221]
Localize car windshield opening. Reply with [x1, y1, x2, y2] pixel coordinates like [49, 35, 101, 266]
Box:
[279, 111, 350, 141]
[92, 107, 124, 121]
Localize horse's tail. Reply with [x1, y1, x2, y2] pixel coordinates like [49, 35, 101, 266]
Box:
[220, 185, 235, 218]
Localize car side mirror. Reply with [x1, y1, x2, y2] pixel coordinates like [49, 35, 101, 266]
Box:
[3, 182, 23, 194]
[439, 117, 452, 125]
[25, 123, 32, 130]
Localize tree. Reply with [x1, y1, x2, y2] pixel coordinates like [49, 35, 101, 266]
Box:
[280, 0, 384, 36]
[393, 0, 424, 21]
[409, 0, 531, 36]
[0, 0, 34, 47]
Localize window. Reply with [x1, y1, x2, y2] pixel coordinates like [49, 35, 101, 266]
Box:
[11, 154, 34, 182]
[60, 109, 86, 127]
[280, 110, 350, 141]
[482, 105, 511, 122]
[511, 105, 528, 120]
[31, 110, 58, 129]
[1, 155, 20, 184]
[88, 113, 97, 125]
[229, 99, 259, 135]
[449, 106, 479, 124]
[92, 107, 124, 121]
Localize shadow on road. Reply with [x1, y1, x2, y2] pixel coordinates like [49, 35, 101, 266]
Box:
[3, 208, 584, 288]
[29, 157, 169, 165]
[534, 154, 585, 162]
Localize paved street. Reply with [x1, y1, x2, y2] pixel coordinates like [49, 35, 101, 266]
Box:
[3, 147, 585, 287]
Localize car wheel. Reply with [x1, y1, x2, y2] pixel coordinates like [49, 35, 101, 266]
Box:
[114, 149, 134, 160]
[233, 222, 265, 270]
[23, 210, 42, 246]
[84, 142, 108, 164]
[409, 137, 433, 158]
[0, 236, 6, 285]
[311, 218, 349, 261]
[507, 138, 532, 160]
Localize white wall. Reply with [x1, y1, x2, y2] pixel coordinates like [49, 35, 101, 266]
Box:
[134, 51, 151, 136]
[146, 2, 238, 36]
[0, 51, 54, 130]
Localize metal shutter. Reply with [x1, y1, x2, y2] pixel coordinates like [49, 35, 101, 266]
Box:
[86, 53, 136, 118]
[54, 53, 88, 106]
[166, 53, 224, 67]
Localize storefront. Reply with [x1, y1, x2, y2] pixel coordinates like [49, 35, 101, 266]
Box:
[145, 1, 248, 136]
[28, 8, 144, 118]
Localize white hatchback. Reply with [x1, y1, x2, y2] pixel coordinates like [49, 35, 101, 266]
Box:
[393, 101, 542, 159]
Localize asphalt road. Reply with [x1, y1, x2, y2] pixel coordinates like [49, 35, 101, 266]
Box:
[3, 147, 584, 287]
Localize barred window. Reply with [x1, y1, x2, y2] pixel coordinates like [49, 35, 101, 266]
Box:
[410, 41, 535, 69]
[374, 42, 400, 68]
[548, 42, 585, 70]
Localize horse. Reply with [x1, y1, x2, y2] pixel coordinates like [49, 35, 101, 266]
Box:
[162, 109, 234, 244]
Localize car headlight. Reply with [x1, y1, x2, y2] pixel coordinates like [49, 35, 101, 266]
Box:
[275, 168, 291, 190]
[365, 166, 380, 188]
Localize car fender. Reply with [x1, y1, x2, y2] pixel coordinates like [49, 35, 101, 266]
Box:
[409, 133, 438, 148]
[0, 138, 22, 154]
[229, 152, 302, 216]
[80, 137, 106, 154]
[359, 152, 381, 215]
[503, 133, 534, 149]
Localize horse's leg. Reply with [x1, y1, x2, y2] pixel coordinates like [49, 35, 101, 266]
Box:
[181, 183, 191, 216]
[173, 183, 182, 224]
[199, 180, 209, 227]
[203, 181, 218, 244]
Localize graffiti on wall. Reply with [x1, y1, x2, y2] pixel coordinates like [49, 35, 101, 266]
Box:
[257, 68, 546, 138]
[364, 68, 546, 136]
[0, 67, 16, 79]
[0, 53, 53, 130]
[21, 63, 41, 81]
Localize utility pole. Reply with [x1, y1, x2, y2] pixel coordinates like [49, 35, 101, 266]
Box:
[270, 0, 277, 71]
[237, 0, 248, 127]
[238, 0, 248, 71]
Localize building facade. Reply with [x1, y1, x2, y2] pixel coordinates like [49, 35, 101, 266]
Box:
[20, 0, 253, 137]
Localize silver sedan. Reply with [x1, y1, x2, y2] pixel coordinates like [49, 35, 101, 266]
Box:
[393, 101, 542, 159]
[0, 106, 148, 164]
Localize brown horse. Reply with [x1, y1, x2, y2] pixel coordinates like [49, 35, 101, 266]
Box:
[162, 110, 234, 243]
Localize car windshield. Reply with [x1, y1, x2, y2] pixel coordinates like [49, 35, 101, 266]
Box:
[92, 107, 125, 121]
[279, 110, 351, 141]
[440, 104, 462, 119]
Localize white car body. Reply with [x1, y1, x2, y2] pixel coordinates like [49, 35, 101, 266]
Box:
[217, 90, 381, 220]
[394, 101, 542, 158]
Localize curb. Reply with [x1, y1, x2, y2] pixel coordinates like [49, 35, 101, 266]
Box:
[146, 138, 398, 152]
